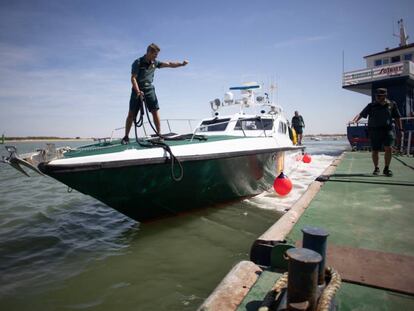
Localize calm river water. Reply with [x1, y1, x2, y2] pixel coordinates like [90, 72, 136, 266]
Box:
[0, 139, 349, 310]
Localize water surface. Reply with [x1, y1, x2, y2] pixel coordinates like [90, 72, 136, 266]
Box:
[0, 139, 349, 310]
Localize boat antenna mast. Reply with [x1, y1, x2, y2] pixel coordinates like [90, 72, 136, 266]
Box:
[393, 18, 409, 47]
[269, 80, 277, 104]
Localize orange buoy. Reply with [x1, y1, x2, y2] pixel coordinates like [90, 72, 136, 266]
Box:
[273, 172, 292, 196]
[302, 153, 312, 163]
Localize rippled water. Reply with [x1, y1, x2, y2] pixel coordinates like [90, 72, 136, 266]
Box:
[0, 139, 349, 310]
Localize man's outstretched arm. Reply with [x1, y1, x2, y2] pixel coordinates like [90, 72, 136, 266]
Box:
[350, 113, 361, 124]
[159, 60, 189, 68]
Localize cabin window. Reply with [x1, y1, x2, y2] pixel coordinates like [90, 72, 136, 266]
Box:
[278, 122, 287, 134]
[382, 58, 389, 64]
[199, 118, 230, 131]
[391, 55, 401, 63]
[374, 59, 382, 66]
[404, 53, 412, 61]
[234, 118, 273, 131]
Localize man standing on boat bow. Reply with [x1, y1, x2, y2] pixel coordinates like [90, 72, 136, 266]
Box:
[350, 88, 402, 177]
[122, 43, 189, 144]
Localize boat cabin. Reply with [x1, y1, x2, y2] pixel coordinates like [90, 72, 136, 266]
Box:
[195, 84, 290, 139]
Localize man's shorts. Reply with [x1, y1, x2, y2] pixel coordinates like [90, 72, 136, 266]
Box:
[294, 126, 303, 135]
[129, 86, 159, 114]
[369, 127, 395, 151]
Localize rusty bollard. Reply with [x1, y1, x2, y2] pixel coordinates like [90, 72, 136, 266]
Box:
[302, 227, 329, 286]
[286, 248, 322, 311]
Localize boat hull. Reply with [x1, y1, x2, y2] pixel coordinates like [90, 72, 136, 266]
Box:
[40, 149, 298, 221]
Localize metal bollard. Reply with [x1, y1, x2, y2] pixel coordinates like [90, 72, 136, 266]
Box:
[302, 226, 329, 285]
[286, 248, 322, 311]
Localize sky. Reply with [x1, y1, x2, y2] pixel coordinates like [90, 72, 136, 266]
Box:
[0, 0, 413, 137]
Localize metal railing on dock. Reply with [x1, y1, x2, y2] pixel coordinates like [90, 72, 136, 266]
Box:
[400, 116, 414, 156]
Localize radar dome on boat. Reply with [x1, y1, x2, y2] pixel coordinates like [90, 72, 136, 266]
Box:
[224, 92, 234, 104]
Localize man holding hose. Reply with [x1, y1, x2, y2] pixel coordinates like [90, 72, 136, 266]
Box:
[122, 43, 188, 144]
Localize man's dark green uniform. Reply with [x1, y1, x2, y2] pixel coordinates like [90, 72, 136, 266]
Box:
[129, 56, 161, 113]
[359, 99, 401, 151]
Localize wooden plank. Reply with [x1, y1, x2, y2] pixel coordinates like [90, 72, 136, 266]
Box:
[326, 245, 414, 295]
[197, 261, 262, 311]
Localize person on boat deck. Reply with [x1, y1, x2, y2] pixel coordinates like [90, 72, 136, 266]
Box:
[350, 88, 403, 177]
[291, 111, 305, 145]
[122, 43, 189, 144]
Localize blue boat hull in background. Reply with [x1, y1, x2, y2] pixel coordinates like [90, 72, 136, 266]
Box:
[347, 124, 370, 150]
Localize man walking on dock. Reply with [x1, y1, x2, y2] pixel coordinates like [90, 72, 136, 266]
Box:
[291, 111, 305, 145]
[350, 88, 403, 176]
[122, 43, 188, 144]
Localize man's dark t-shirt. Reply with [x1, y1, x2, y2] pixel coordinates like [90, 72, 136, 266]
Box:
[131, 56, 161, 88]
[359, 100, 401, 129]
[291, 115, 304, 128]
[129, 56, 162, 112]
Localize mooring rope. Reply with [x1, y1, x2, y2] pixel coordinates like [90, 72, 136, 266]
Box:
[133, 95, 184, 182]
[259, 267, 341, 311]
[258, 273, 288, 311]
[272, 272, 289, 292]
[316, 267, 342, 311]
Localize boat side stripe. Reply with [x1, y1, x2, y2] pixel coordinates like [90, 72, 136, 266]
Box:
[40, 146, 302, 174]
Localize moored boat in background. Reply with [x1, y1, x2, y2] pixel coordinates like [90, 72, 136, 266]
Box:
[343, 19, 414, 153]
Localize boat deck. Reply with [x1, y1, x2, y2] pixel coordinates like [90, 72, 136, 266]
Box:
[63, 135, 241, 158]
[200, 152, 414, 310]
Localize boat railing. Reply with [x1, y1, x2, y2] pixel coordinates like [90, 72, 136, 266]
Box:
[348, 120, 368, 127]
[109, 119, 201, 141]
[109, 127, 125, 142]
[400, 116, 414, 155]
[109, 117, 278, 142]
[342, 60, 413, 87]
[158, 118, 200, 134]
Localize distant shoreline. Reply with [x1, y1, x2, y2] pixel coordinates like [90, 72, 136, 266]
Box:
[2, 138, 93, 143]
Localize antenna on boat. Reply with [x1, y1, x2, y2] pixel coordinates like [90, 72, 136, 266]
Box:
[393, 18, 409, 47]
[269, 82, 277, 104]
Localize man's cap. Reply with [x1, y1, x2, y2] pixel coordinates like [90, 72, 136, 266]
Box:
[375, 88, 387, 96]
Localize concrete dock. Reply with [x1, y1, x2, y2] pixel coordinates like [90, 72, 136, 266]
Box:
[199, 152, 414, 310]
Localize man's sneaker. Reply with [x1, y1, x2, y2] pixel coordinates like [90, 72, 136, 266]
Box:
[383, 168, 393, 177]
[373, 167, 380, 175]
[121, 136, 129, 145]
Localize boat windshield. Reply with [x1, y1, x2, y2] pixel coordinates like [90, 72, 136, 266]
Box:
[199, 118, 230, 132]
[234, 118, 273, 131]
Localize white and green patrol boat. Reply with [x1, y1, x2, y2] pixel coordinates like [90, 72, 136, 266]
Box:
[2, 84, 303, 221]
